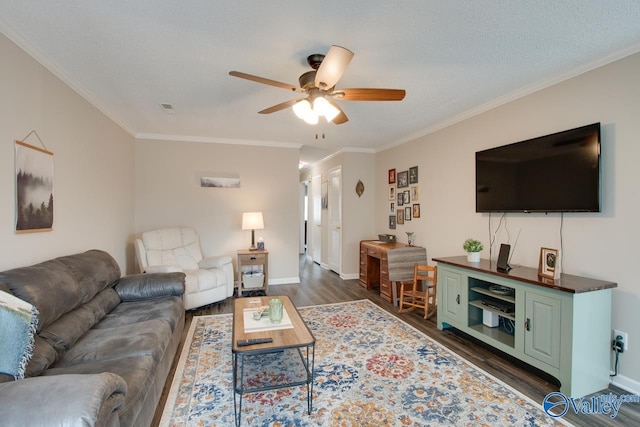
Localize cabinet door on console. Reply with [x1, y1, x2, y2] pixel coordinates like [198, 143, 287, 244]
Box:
[441, 269, 464, 324]
[524, 292, 561, 369]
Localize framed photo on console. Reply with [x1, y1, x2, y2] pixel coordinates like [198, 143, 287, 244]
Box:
[538, 247, 560, 279]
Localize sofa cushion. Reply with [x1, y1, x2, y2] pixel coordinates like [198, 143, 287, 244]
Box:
[39, 289, 121, 357]
[0, 259, 82, 331]
[53, 319, 171, 368]
[25, 336, 58, 378]
[95, 297, 184, 332]
[56, 250, 121, 303]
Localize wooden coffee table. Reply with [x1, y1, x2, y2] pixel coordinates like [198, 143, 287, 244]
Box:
[232, 296, 315, 426]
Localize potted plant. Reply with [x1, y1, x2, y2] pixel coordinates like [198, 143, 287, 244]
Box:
[463, 238, 483, 263]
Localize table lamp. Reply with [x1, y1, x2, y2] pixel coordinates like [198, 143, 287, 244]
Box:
[242, 212, 264, 250]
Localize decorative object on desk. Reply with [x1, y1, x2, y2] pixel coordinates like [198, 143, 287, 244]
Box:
[269, 298, 283, 324]
[242, 212, 264, 250]
[257, 237, 264, 250]
[378, 234, 396, 243]
[355, 179, 365, 197]
[538, 247, 560, 279]
[388, 168, 396, 184]
[15, 136, 54, 233]
[388, 215, 396, 229]
[406, 231, 414, 246]
[463, 238, 484, 263]
[409, 165, 418, 184]
[397, 170, 409, 188]
[412, 203, 420, 218]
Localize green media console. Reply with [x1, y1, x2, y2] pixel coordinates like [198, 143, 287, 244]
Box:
[434, 256, 617, 397]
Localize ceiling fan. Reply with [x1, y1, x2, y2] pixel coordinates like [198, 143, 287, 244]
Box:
[229, 45, 406, 125]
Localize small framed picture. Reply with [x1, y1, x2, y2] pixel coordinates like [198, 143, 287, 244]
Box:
[405, 206, 412, 221]
[397, 192, 404, 206]
[389, 186, 396, 200]
[412, 204, 420, 218]
[409, 166, 418, 184]
[397, 209, 404, 225]
[389, 215, 396, 229]
[403, 190, 410, 204]
[411, 186, 419, 201]
[388, 168, 396, 184]
[397, 170, 409, 188]
[390, 202, 395, 214]
[538, 247, 560, 279]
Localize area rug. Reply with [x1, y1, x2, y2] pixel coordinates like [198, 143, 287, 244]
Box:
[160, 299, 569, 426]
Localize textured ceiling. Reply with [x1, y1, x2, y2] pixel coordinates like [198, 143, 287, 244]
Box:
[1, 1, 640, 166]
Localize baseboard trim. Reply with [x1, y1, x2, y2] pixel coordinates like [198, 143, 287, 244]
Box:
[268, 277, 301, 285]
[610, 373, 640, 395]
[340, 273, 359, 280]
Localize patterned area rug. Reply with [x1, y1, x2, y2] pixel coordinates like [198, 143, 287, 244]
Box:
[160, 299, 569, 426]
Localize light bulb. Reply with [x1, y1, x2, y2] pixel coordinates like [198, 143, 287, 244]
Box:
[293, 100, 318, 124]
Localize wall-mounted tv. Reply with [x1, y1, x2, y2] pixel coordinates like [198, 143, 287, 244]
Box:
[476, 123, 601, 213]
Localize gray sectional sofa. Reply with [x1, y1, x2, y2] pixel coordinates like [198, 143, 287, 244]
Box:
[0, 250, 185, 427]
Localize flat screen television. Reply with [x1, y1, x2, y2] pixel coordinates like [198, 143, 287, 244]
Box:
[476, 123, 601, 213]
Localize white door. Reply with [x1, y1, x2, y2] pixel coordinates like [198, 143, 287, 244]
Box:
[328, 167, 341, 274]
[311, 175, 322, 264]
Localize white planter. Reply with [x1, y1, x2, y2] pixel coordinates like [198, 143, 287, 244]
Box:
[467, 252, 480, 263]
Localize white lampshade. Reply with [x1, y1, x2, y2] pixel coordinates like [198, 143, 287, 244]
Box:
[313, 97, 340, 122]
[292, 99, 318, 124]
[242, 212, 264, 230]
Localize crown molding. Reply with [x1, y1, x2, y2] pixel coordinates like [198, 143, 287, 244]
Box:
[135, 132, 302, 149]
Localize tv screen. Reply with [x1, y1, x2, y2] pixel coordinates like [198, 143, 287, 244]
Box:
[476, 123, 601, 213]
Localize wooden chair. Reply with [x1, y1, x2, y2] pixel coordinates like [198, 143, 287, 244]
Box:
[399, 264, 437, 319]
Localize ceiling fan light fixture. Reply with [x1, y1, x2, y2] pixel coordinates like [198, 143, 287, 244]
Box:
[293, 99, 318, 124]
[312, 97, 339, 122]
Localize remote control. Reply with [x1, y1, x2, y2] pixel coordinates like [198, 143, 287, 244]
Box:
[236, 338, 273, 347]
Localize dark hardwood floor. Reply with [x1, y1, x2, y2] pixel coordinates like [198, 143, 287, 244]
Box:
[152, 255, 639, 427]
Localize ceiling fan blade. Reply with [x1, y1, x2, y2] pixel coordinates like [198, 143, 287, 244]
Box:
[314, 45, 354, 90]
[229, 71, 302, 92]
[258, 98, 300, 114]
[332, 88, 406, 101]
[325, 98, 349, 125]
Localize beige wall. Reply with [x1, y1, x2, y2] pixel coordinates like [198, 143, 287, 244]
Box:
[0, 33, 135, 272]
[376, 52, 640, 391]
[135, 139, 300, 283]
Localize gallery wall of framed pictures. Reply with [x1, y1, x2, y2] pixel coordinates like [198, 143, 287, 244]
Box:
[388, 166, 420, 230]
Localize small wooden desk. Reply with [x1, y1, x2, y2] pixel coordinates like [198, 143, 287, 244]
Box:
[359, 240, 408, 303]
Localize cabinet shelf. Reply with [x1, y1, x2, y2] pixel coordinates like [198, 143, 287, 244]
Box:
[468, 300, 515, 322]
[470, 286, 514, 304]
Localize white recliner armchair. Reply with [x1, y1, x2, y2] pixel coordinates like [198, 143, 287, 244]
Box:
[134, 227, 234, 310]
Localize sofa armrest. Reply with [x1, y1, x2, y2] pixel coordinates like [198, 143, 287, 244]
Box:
[0, 373, 126, 427]
[198, 255, 232, 269]
[115, 272, 185, 301]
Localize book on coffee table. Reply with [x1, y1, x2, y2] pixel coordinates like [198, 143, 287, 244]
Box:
[243, 307, 294, 333]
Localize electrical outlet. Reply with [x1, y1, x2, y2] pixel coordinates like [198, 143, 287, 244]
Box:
[613, 329, 628, 352]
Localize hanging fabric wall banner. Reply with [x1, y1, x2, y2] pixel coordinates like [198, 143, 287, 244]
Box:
[15, 140, 54, 233]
